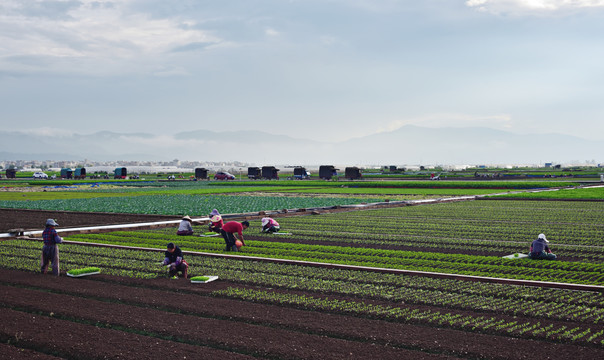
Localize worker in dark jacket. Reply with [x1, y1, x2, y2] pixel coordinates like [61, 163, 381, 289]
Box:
[163, 243, 188, 278]
[41, 219, 63, 276]
[528, 233, 557, 260]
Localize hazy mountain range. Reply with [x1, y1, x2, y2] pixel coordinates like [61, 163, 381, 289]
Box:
[1, 126, 602, 166]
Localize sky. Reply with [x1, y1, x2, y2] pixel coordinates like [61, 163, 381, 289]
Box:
[2, 0, 604, 145]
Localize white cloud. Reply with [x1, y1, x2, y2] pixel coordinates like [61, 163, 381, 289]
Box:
[465, 0, 604, 14]
[19, 127, 75, 137]
[0, 0, 218, 74]
[265, 27, 280, 37]
[152, 66, 190, 77]
[319, 35, 338, 46]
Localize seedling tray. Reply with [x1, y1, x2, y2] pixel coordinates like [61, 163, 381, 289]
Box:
[67, 268, 101, 277]
[190, 275, 219, 284]
[502, 253, 529, 260]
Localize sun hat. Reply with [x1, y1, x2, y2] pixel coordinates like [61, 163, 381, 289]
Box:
[210, 209, 220, 216]
[538, 233, 549, 243]
[261, 218, 270, 226]
[45, 219, 59, 226]
[182, 215, 192, 221]
[211, 215, 222, 222]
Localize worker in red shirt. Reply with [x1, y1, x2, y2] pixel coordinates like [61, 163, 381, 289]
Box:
[221, 220, 249, 252]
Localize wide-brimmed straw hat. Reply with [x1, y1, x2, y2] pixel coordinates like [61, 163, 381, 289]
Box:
[182, 215, 192, 221]
[211, 215, 222, 222]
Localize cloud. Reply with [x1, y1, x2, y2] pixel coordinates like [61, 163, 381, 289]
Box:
[19, 127, 75, 137]
[264, 27, 280, 37]
[0, 0, 219, 74]
[466, 0, 604, 15]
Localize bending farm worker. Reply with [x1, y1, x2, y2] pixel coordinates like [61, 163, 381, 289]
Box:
[261, 217, 280, 233]
[163, 242, 188, 279]
[176, 215, 194, 236]
[208, 209, 223, 233]
[528, 233, 557, 260]
[41, 219, 63, 276]
[221, 220, 249, 252]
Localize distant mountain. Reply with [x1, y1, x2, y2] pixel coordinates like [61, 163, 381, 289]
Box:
[1, 126, 602, 165]
[336, 125, 603, 165]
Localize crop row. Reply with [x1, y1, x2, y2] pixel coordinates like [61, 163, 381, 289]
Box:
[213, 287, 604, 346]
[0, 193, 365, 215]
[274, 200, 604, 248]
[61, 231, 604, 285]
[206, 179, 581, 189]
[491, 186, 604, 200]
[3, 239, 603, 326]
[145, 224, 604, 264]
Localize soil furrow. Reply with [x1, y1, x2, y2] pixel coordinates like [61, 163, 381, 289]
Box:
[1, 269, 602, 359]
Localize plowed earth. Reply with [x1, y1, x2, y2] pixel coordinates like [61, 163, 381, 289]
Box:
[1, 210, 603, 359]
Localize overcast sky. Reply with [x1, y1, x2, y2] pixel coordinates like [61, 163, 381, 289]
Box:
[2, 0, 604, 143]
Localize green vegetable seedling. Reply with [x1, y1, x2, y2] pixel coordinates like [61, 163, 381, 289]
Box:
[190, 275, 219, 284]
[66, 267, 101, 277]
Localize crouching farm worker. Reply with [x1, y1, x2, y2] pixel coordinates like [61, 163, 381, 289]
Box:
[208, 209, 223, 233]
[261, 217, 280, 233]
[528, 233, 557, 260]
[221, 221, 249, 252]
[177, 215, 194, 236]
[41, 219, 63, 276]
[163, 243, 188, 279]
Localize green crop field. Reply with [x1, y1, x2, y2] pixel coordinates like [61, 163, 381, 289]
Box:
[2, 179, 604, 353]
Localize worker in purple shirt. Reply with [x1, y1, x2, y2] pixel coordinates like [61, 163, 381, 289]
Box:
[41, 219, 63, 276]
[528, 233, 557, 260]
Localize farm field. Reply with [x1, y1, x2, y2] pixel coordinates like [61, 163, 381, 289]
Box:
[490, 185, 604, 200]
[1, 180, 603, 359]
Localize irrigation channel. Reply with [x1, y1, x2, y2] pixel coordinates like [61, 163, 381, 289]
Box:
[5, 193, 603, 293]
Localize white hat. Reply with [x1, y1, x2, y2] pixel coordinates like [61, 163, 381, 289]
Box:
[261, 218, 270, 226]
[46, 219, 59, 226]
[538, 233, 549, 243]
[182, 215, 192, 221]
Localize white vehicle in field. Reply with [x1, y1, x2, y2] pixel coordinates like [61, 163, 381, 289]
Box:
[33, 172, 49, 179]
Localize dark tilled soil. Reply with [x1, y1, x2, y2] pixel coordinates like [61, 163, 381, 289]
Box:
[2, 269, 603, 360]
[0, 208, 180, 233]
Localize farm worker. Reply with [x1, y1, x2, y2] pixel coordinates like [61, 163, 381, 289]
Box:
[177, 215, 194, 236]
[528, 233, 557, 260]
[221, 220, 249, 252]
[41, 219, 63, 276]
[163, 242, 188, 279]
[208, 209, 223, 233]
[261, 217, 280, 233]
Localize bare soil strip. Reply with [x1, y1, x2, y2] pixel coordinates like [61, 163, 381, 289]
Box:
[1, 269, 602, 360]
